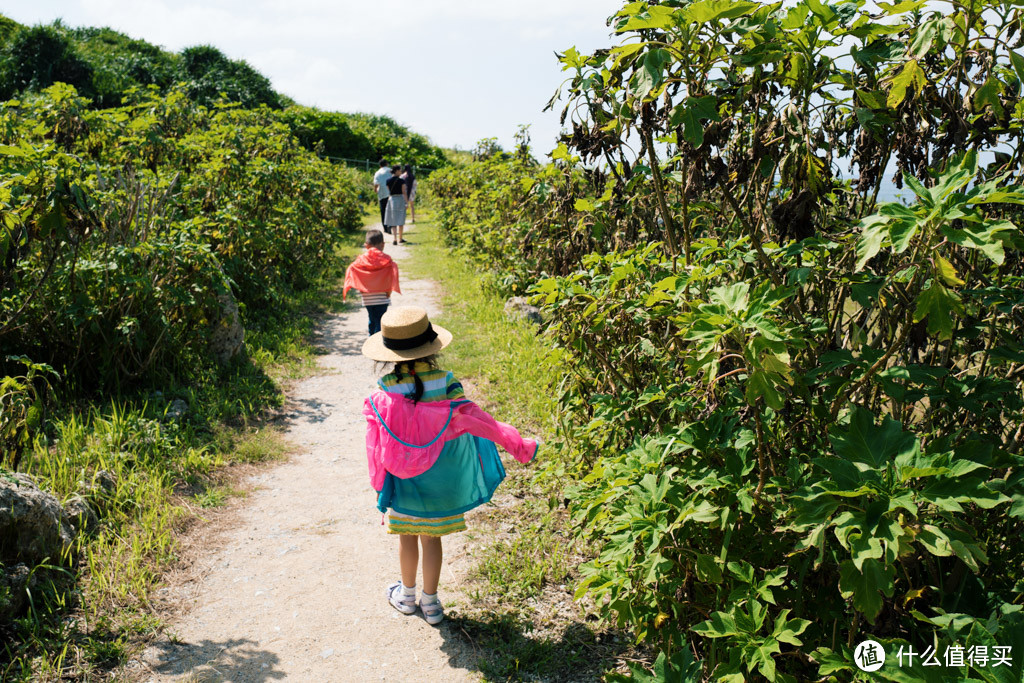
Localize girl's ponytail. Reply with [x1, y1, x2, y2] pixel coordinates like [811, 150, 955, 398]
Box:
[396, 360, 425, 403]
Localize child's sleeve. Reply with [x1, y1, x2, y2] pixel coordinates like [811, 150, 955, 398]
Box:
[390, 260, 402, 295]
[445, 372, 465, 400]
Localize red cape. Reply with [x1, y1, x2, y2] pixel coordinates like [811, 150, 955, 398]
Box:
[343, 248, 401, 301]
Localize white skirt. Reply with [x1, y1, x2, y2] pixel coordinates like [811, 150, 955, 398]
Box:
[384, 195, 406, 226]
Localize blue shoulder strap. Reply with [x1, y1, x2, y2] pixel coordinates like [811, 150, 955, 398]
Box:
[368, 396, 470, 449]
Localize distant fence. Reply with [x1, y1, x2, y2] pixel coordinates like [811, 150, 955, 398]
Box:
[324, 156, 437, 177]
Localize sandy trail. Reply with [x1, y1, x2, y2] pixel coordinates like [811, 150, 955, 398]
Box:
[134, 224, 481, 682]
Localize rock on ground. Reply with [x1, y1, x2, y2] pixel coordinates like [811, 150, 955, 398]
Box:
[210, 289, 245, 365]
[0, 473, 77, 623]
[0, 473, 74, 568]
[504, 296, 543, 325]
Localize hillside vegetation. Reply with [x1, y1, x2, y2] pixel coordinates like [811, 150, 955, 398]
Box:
[429, 1, 1024, 680]
[0, 14, 448, 168]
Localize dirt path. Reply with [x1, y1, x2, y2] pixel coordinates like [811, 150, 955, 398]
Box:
[133, 224, 481, 682]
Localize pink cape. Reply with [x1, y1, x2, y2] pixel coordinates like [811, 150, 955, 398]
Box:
[343, 248, 401, 301]
[363, 391, 537, 492]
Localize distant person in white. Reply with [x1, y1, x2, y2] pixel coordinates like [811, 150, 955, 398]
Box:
[373, 159, 392, 234]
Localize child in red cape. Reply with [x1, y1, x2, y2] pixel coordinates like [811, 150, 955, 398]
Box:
[343, 230, 402, 336]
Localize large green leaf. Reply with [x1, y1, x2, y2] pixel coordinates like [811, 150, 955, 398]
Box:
[696, 553, 724, 583]
[635, 48, 672, 101]
[692, 610, 740, 638]
[618, 4, 677, 31]
[974, 78, 1005, 118]
[855, 214, 891, 270]
[806, 0, 837, 25]
[830, 406, 920, 470]
[913, 279, 961, 339]
[746, 369, 784, 409]
[839, 558, 895, 622]
[932, 149, 978, 199]
[887, 59, 926, 108]
[682, 0, 759, 25]
[744, 637, 781, 680]
[710, 282, 750, 313]
[913, 15, 942, 58]
[669, 95, 721, 147]
[940, 220, 1015, 265]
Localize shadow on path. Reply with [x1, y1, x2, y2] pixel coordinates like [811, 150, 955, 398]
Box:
[285, 396, 332, 424]
[438, 611, 627, 682]
[142, 636, 286, 681]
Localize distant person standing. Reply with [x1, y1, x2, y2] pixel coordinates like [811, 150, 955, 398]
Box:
[384, 165, 408, 245]
[373, 159, 392, 234]
[402, 165, 417, 224]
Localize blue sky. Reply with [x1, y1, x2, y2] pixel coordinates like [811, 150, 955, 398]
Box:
[2, 0, 624, 156]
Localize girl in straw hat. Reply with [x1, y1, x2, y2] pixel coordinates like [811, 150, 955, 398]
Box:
[362, 306, 538, 625]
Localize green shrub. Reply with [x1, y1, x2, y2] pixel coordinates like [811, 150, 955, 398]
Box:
[70, 26, 177, 107]
[279, 106, 450, 171]
[431, 1, 1024, 679]
[279, 105, 375, 161]
[0, 84, 363, 391]
[177, 44, 280, 109]
[0, 24, 93, 101]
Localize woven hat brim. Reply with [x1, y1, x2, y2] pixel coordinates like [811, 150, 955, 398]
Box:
[361, 324, 452, 362]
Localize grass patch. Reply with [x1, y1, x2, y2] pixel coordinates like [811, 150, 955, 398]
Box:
[0, 215, 374, 681]
[193, 485, 245, 509]
[223, 426, 290, 464]
[474, 512, 574, 601]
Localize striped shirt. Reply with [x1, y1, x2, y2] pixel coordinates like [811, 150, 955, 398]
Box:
[378, 361, 465, 402]
[361, 291, 390, 307]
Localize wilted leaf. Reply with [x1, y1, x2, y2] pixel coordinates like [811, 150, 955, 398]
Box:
[887, 59, 926, 108]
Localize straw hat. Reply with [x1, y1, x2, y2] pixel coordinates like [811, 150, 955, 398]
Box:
[361, 306, 452, 362]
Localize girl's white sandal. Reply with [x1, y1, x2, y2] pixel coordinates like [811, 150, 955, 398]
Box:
[386, 582, 417, 614]
[420, 596, 444, 625]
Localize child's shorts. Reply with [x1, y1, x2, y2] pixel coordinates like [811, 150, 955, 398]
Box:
[387, 511, 466, 536]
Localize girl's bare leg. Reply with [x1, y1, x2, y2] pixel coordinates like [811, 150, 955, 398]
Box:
[399, 534, 419, 588]
[409, 201, 415, 223]
[420, 535, 442, 594]
[395, 224, 404, 243]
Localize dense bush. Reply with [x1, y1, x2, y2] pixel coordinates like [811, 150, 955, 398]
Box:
[0, 17, 280, 111]
[177, 45, 280, 109]
[69, 26, 177, 107]
[342, 112, 450, 169]
[281, 105, 374, 160]
[0, 24, 93, 101]
[0, 14, 448, 171]
[0, 83, 363, 392]
[280, 107, 450, 170]
[430, 1, 1024, 680]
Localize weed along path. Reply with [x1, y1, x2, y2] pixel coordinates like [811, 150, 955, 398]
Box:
[134, 224, 480, 682]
